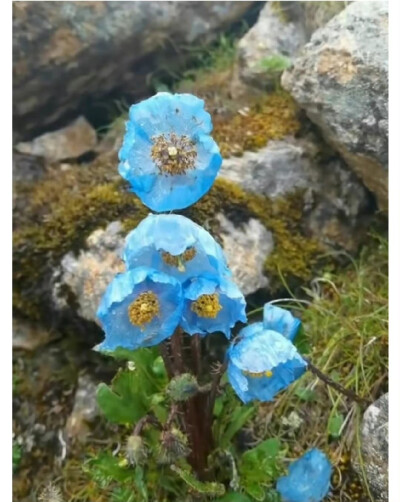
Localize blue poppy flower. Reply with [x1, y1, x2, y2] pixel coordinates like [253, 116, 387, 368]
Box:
[119, 93, 222, 212]
[276, 449, 332, 502]
[227, 324, 307, 403]
[123, 214, 231, 284]
[181, 276, 246, 338]
[263, 303, 301, 342]
[96, 267, 183, 352]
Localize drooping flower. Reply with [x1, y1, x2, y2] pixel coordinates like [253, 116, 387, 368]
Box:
[263, 303, 301, 342]
[118, 93, 222, 212]
[227, 323, 307, 403]
[96, 267, 183, 352]
[276, 449, 332, 502]
[123, 214, 231, 284]
[181, 276, 246, 338]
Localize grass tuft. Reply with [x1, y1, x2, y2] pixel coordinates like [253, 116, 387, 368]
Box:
[250, 234, 388, 501]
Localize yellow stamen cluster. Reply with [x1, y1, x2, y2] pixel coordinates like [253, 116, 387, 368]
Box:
[151, 133, 197, 175]
[243, 370, 273, 378]
[161, 247, 196, 271]
[128, 291, 159, 327]
[191, 293, 222, 319]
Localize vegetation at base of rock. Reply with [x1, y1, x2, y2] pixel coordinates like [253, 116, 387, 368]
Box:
[249, 234, 388, 501]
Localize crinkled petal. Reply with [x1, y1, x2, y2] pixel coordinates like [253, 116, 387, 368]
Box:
[229, 329, 304, 373]
[118, 93, 222, 212]
[181, 276, 246, 338]
[227, 327, 307, 403]
[128, 92, 213, 138]
[123, 214, 231, 283]
[263, 304, 301, 342]
[227, 363, 251, 403]
[276, 449, 332, 502]
[96, 266, 183, 352]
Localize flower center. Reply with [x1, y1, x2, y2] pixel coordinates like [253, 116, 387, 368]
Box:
[151, 133, 197, 175]
[191, 293, 222, 319]
[243, 370, 273, 378]
[161, 247, 196, 272]
[128, 291, 159, 327]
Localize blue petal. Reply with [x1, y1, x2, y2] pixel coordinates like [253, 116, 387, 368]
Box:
[276, 449, 332, 502]
[229, 329, 304, 373]
[227, 328, 307, 403]
[263, 304, 301, 341]
[96, 266, 183, 351]
[123, 214, 231, 283]
[238, 322, 264, 339]
[118, 93, 222, 212]
[128, 92, 213, 138]
[181, 276, 246, 338]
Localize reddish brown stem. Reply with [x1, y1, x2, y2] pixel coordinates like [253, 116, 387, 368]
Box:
[305, 357, 371, 406]
[159, 340, 174, 379]
[191, 334, 202, 377]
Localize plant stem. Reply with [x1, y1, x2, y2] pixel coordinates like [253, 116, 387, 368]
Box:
[207, 360, 227, 422]
[159, 341, 174, 379]
[170, 328, 185, 374]
[305, 357, 371, 406]
[133, 414, 160, 436]
[191, 334, 202, 377]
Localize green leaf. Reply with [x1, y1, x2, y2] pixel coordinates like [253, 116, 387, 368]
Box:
[217, 493, 253, 502]
[239, 439, 284, 500]
[134, 466, 148, 502]
[84, 452, 133, 489]
[220, 405, 255, 448]
[13, 443, 22, 472]
[295, 387, 317, 402]
[170, 464, 225, 496]
[241, 438, 281, 464]
[97, 369, 150, 425]
[293, 325, 311, 354]
[328, 412, 344, 438]
[96, 347, 168, 426]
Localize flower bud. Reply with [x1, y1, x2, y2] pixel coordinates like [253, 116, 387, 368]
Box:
[158, 427, 190, 464]
[167, 373, 199, 402]
[125, 435, 147, 467]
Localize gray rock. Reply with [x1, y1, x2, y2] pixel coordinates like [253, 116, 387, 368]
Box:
[352, 393, 388, 501]
[282, 1, 388, 210]
[231, 1, 345, 96]
[52, 221, 125, 323]
[16, 116, 97, 162]
[13, 318, 59, 351]
[217, 214, 273, 295]
[65, 373, 100, 442]
[232, 2, 307, 92]
[52, 214, 273, 322]
[219, 135, 371, 251]
[13, 1, 254, 139]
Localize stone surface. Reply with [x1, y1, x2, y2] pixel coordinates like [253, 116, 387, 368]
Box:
[282, 1, 388, 210]
[15, 116, 97, 161]
[13, 1, 254, 140]
[231, 1, 345, 96]
[52, 221, 125, 323]
[219, 134, 372, 251]
[65, 372, 100, 442]
[13, 318, 59, 351]
[352, 393, 388, 502]
[217, 214, 273, 295]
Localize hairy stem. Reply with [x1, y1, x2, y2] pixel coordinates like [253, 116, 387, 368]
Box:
[159, 340, 175, 379]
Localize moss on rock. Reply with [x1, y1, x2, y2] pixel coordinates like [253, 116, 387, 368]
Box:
[13, 87, 314, 323]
